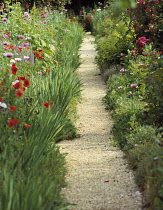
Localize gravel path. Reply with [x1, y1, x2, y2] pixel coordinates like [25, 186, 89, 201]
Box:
[58, 33, 143, 210]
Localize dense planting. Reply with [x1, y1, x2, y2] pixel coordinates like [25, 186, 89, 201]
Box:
[90, 1, 163, 209]
[1, 0, 163, 209]
[0, 3, 84, 209]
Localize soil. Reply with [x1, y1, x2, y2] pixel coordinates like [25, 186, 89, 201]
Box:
[57, 33, 143, 210]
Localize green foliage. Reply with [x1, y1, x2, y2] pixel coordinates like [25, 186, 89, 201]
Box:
[14, 0, 72, 11]
[90, 6, 134, 74]
[0, 3, 84, 209]
[129, 0, 163, 50]
[92, 2, 163, 209]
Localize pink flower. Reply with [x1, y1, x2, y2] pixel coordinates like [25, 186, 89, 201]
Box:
[2, 41, 9, 45]
[118, 86, 123, 89]
[130, 84, 137, 88]
[37, 72, 43, 75]
[136, 37, 150, 48]
[146, 9, 151, 13]
[2, 18, 8, 21]
[22, 43, 29, 47]
[120, 68, 126, 73]
[41, 14, 47, 18]
[18, 35, 24, 39]
[4, 52, 13, 57]
[132, 50, 137, 54]
[151, 52, 156, 55]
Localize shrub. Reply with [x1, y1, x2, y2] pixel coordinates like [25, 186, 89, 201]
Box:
[129, 0, 163, 50]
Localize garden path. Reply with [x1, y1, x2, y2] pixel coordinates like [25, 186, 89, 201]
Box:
[58, 33, 143, 210]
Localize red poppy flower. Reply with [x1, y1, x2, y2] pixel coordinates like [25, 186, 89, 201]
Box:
[24, 124, 31, 128]
[13, 81, 21, 89]
[23, 79, 30, 87]
[18, 77, 25, 81]
[26, 74, 31, 77]
[46, 69, 50, 73]
[16, 90, 24, 97]
[50, 101, 54, 103]
[0, 97, 2, 102]
[20, 87, 26, 91]
[9, 106, 17, 111]
[38, 49, 43, 53]
[11, 63, 18, 75]
[35, 54, 43, 59]
[43, 102, 50, 108]
[8, 119, 19, 127]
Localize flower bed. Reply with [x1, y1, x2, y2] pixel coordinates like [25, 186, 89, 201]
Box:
[0, 3, 84, 209]
[90, 1, 163, 209]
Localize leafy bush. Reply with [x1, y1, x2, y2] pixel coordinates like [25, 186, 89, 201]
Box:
[94, 13, 134, 74]
[92, 1, 163, 208]
[129, 0, 163, 50]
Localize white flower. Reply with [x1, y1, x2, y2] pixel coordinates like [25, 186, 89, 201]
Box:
[10, 59, 16, 63]
[12, 80, 19, 85]
[135, 191, 141, 195]
[15, 58, 22, 62]
[24, 56, 30, 60]
[0, 102, 7, 108]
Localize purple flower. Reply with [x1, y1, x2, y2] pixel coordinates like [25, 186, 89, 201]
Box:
[2, 18, 8, 22]
[41, 14, 47, 18]
[120, 68, 126, 73]
[22, 43, 29, 47]
[130, 84, 137, 88]
[4, 52, 13, 57]
[3, 35, 10, 38]
[118, 86, 123, 89]
[18, 35, 24, 39]
[2, 41, 9, 45]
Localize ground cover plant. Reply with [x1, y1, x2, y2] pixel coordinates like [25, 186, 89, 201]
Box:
[91, 0, 163, 209]
[0, 3, 84, 209]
